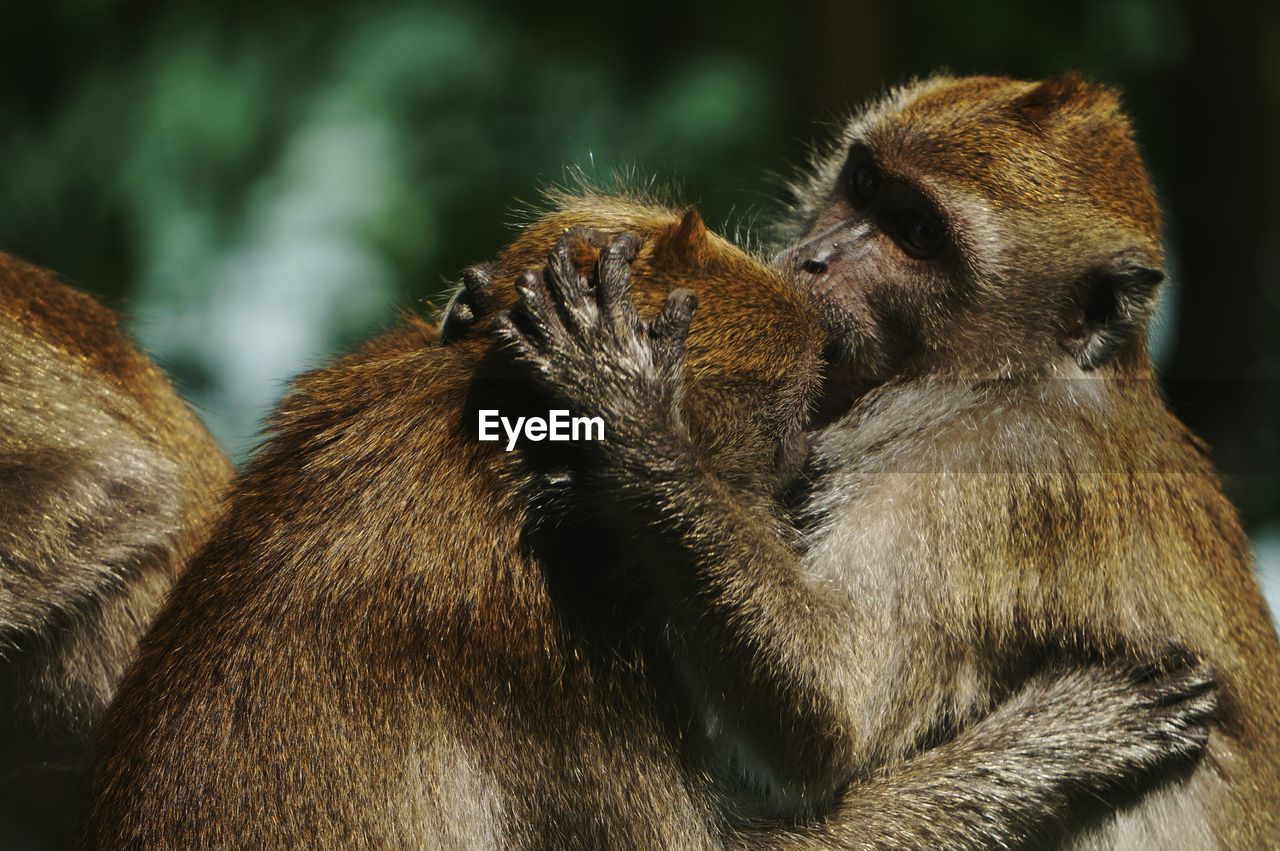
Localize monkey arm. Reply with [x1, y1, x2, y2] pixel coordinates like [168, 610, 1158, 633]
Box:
[745, 661, 1215, 849]
[631, 455, 869, 812]
[494, 230, 866, 810]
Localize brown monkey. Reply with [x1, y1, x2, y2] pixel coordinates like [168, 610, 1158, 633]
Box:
[0, 255, 232, 848]
[498, 76, 1280, 848]
[81, 192, 1214, 850]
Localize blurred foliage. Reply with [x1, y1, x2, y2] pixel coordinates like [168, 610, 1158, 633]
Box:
[1, 1, 815, 456]
[0, 1, 1278, 572]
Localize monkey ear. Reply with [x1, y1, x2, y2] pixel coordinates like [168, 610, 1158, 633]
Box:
[1012, 73, 1090, 128]
[654, 208, 711, 267]
[1067, 252, 1165, 371]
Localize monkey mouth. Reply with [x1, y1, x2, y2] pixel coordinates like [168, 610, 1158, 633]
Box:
[806, 294, 884, 430]
[798, 273, 906, 430]
[803, 270, 869, 349]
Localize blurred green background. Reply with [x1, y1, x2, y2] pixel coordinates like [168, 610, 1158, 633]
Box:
[2, 0, 1278, 610]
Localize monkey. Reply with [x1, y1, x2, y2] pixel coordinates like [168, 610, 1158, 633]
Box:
[78, 187, 1218, 850]
[488, 74, 1280, 848]
[0, 254, 232, 848]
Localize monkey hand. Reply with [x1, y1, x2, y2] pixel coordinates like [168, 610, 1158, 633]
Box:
[438, 265, 497, 345]
[494, 229, 698, 471]
[972, 656, 1217, 795]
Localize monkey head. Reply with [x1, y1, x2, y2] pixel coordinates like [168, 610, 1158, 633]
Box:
[778, 74, 1166, 390]
[457, 195, 825, 493]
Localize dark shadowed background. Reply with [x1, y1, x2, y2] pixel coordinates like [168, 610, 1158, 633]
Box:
[2, 0, 1278, 609]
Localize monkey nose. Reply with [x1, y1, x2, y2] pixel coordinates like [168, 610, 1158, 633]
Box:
[800, 258, 829, 275]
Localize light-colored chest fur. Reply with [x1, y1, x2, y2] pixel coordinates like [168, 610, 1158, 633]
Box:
[801, 376, 1232, 848]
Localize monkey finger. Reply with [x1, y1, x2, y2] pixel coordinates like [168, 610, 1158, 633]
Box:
[514, 271, 569, 346]
[650, 288, 697, 368]
[1167, 690, 1219, 731]
[596, 232, 642, 336]
[1147, 663, 1218, 714]
[438, 265, 498, 345]
[437, 298, 474, 345]
[491, 310, 545, 366]
[1152, 701, 1214, 756]
[461, 265, 497, 317]
[545, 230, 593, 313]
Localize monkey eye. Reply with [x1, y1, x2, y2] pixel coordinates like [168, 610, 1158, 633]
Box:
[894, 208, 946, 258]
[850, 162, 881, 205]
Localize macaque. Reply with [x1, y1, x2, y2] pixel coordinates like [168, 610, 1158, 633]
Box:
[80, 190, 1214, 849]
[496, 75, 1280, 848]
[0, 256, 231, 847]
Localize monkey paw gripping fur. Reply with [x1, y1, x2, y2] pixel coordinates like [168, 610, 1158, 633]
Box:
[496, 228, 698, 475]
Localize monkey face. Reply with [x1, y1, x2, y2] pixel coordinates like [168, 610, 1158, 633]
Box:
[779, 75, 1167, 386]
[780, 139, 960, 388]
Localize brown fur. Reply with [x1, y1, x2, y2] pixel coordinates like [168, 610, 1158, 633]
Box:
[76, 198, 826, 849]
[78, 193, 1212, 849]
[0, 255, 232, 847]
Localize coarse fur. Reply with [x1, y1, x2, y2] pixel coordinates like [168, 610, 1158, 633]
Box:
[80, 192, 1214, 850]
[506, 75, 1279, 848]
[0, 255, 231, 847]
